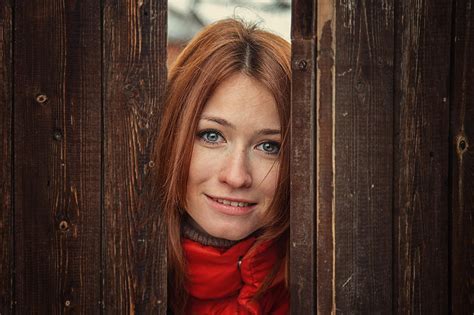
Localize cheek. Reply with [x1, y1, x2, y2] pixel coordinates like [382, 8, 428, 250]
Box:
[187, 145, 218, 188]
[256, 162, 280, 200]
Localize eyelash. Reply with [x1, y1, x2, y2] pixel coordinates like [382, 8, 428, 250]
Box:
[197, 129, 225, 145]
[196, 129, 281, 155]
[257, 141, 280, 155]
[256, 141, 281, 155]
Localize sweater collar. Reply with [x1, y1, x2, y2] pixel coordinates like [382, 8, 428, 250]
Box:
[181, 215, 240, 249]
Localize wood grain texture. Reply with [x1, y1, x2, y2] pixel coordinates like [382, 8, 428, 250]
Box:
[291, 0, 316, 39]
[290, 1, 317, 313]
[103, 0, 167, 312]
[393, 0, 452, 313]
[316, 2, 335, 314]
[14, 0, 102, 312]
[450, 0, 474, 313]
[290, 38, 317, 314]
[333, 0, 394, 312]
[0, 1, 13, 313]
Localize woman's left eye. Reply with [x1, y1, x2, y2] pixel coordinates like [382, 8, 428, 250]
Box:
[256, 141, 280, 155]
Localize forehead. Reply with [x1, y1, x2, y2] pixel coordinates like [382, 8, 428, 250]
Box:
[201, 73, 280, 128]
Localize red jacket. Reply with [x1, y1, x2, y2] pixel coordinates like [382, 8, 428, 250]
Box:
[183, 236, 289, 314]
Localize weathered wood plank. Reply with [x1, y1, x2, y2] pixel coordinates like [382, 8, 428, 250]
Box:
[14, 0, 102, 312]
[290, 38, 317, 314]
[316, 2, 336, 314]
[450, 0, 474, 313]
[292, 0, 316, 40]
[333, 0, 394, 312]
[290, 1, 317, 313]
[103, 0, 167, 312]
[393, 0, 452, 313]
[0, 0, 13, 313]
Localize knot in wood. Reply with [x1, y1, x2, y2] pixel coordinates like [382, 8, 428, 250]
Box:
[459, 139, 467, 152]
[456, 135, 469, 155]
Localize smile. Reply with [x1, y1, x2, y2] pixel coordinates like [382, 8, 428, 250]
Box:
[214, 198, 253, 207]
[205, 194, 257, 215]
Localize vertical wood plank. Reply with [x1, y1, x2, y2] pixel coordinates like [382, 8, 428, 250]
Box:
[0, 0, 13, 312]
[290, 39, 317, 314]
[316, 1, 336, 313]
[290, 0, 317, 314]
[450, 0, 474, 313]
[292, 0, 316, 39]
[292, 1, 394, 312]
[298, 0, 395, 312]
[14, 0, 102, 312]
[333, 0, 394, 312]
[103, 0, 167, 312]
[393, 0, 452, 313]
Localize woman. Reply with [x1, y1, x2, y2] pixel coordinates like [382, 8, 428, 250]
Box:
[156, 18, 291, 314]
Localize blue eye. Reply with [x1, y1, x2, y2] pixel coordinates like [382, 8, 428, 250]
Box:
[198, 130, 224, 144]
[257, 141, 280, 155]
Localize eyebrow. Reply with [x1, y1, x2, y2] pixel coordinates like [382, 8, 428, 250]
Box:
[200, 115, 281, 136]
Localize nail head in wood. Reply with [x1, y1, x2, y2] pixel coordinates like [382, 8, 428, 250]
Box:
[36, 94, 48, 104]
[53, 130, 63, 141]
[59, 220, 69, 231]
[297, 59, 307, 71]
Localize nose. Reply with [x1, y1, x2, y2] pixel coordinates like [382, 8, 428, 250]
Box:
[218, 149, 252, 188]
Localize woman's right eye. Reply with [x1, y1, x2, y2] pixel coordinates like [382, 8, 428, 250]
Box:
[197, 130, 225, 145]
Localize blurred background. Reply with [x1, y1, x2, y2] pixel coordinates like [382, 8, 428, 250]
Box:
[167, 0, 291, 65]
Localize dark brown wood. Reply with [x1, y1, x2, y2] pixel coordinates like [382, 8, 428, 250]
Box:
[313, 3, 338, 314]
[393, 0, 452, 313]
[103, 0, 167, 312]
[290, 1, 317, 313]
[291, 1, 395, 313]
[14, 0, 102, 312]
[450, 0, 474, 313]
[291, 0, 316, 40]
[333, 0, 394, 312]
[316, 9, 335, 313]
[290, 38, 317, 314]
[0, 1, 13, 313]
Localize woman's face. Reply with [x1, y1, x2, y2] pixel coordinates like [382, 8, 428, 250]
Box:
[185, 73, 281, 241]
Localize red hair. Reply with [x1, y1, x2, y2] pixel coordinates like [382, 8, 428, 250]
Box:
[155, 18, 291, 313]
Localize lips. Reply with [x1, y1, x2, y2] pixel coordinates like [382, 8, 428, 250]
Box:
[214, 198, 254, 207]
[205, 194, 257, 215]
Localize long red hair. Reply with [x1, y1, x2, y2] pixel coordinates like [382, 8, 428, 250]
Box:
[155, 18, 291, 313]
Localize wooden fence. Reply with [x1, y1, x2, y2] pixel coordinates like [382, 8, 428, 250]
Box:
[0, 0, 472, 313]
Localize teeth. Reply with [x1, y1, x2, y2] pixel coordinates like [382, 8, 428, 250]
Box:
[216, 198, 251, 207]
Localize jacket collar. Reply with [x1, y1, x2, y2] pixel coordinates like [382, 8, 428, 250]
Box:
[183, 237, 257, 299]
